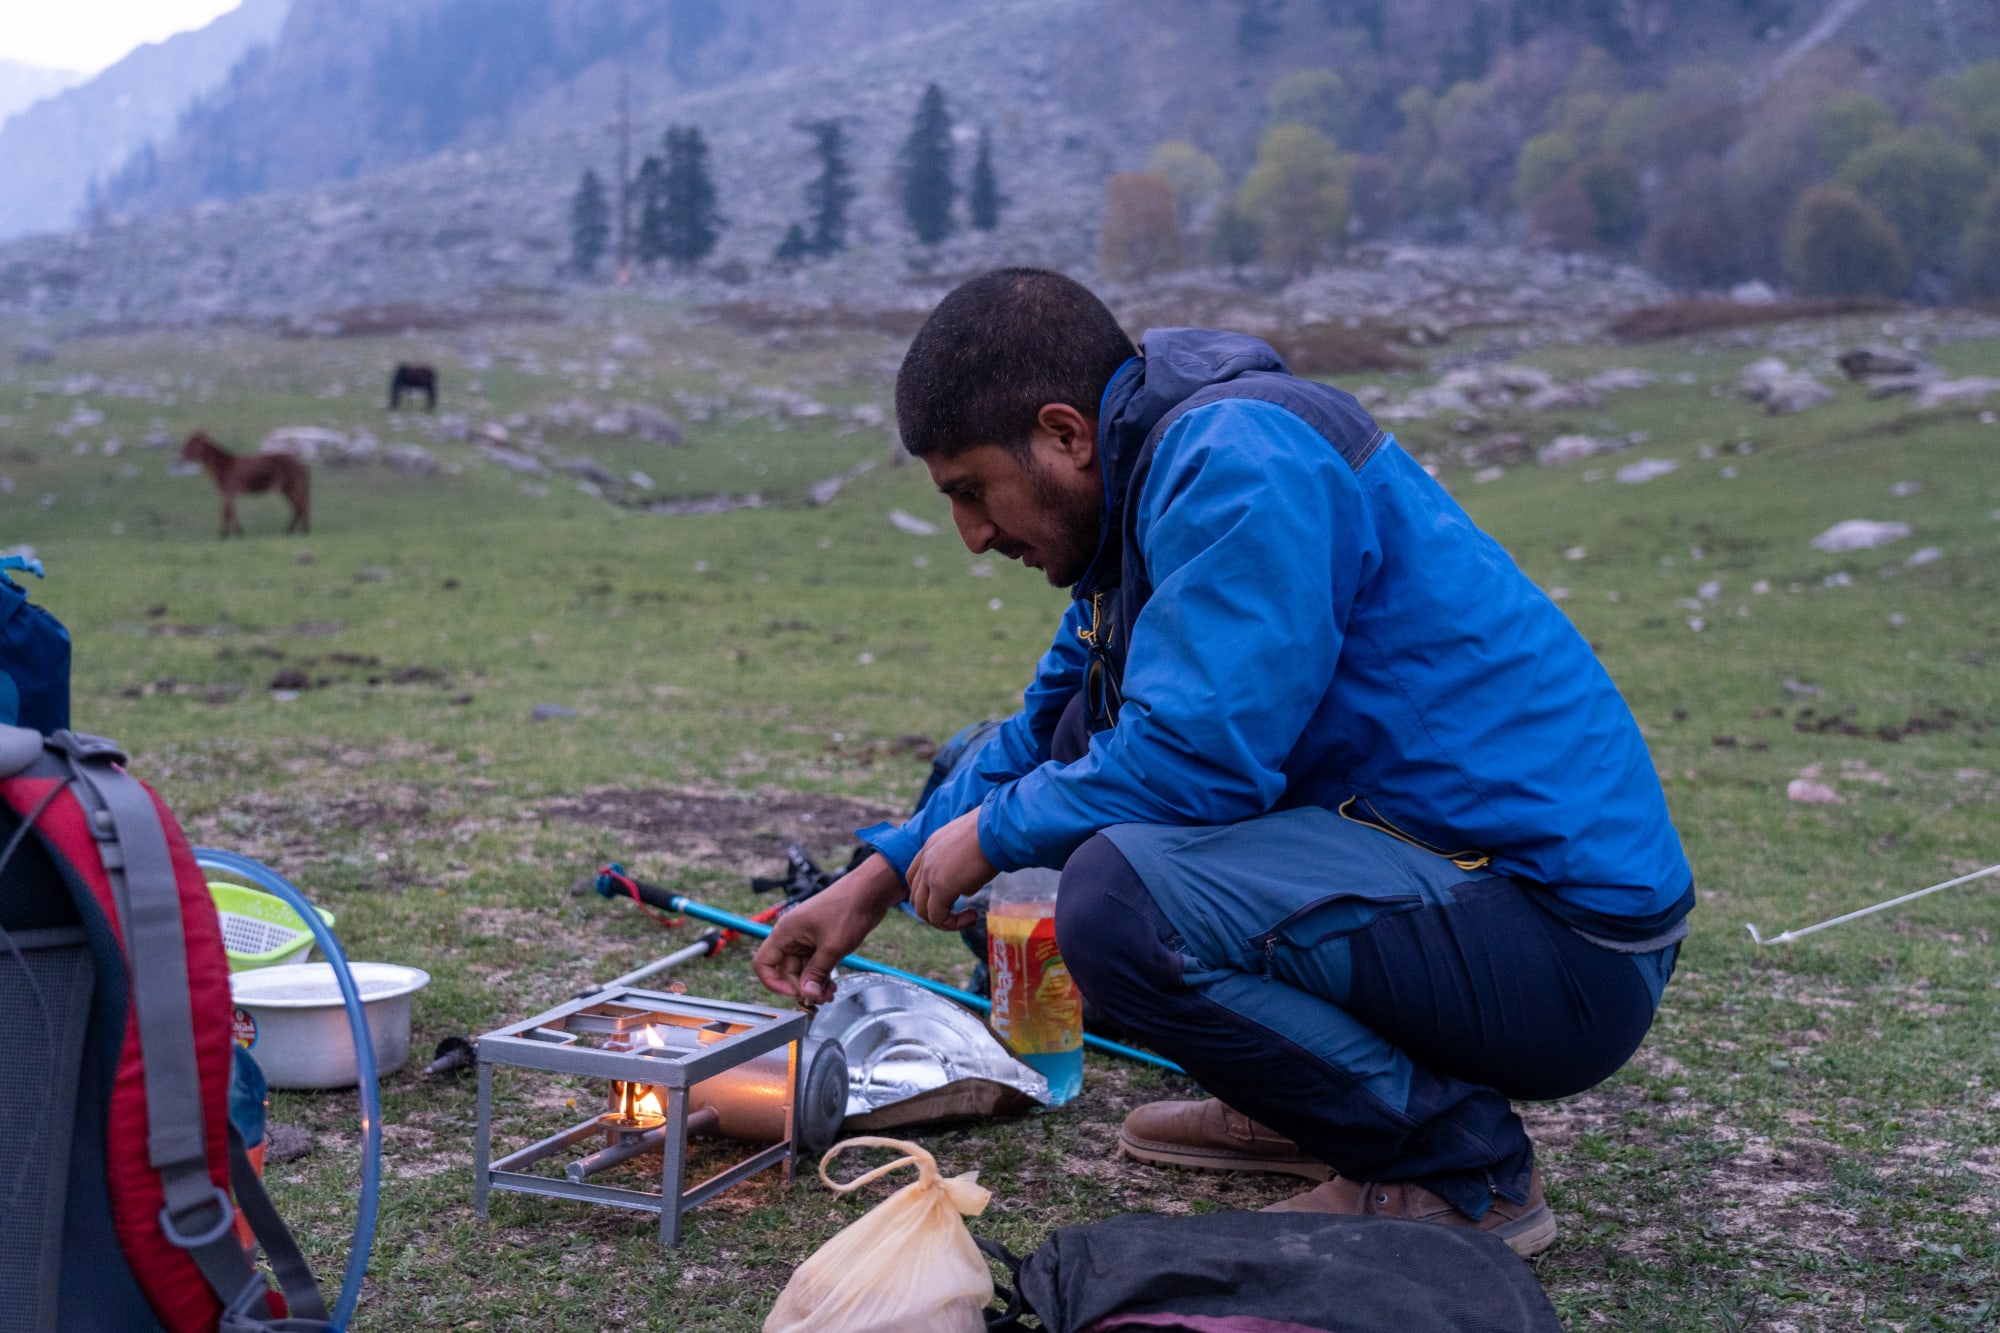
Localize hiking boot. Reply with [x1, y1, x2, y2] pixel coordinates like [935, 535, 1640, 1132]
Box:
[1117, 1099, 1332, 1180]
[1262, 1167, 1557, 1258]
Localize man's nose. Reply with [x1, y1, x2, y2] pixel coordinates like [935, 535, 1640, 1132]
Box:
[952, 505, 995, 553]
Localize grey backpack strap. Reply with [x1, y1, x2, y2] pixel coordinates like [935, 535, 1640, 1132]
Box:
[46, 731, 269, 1314]
[227, 1127, 331, 1325]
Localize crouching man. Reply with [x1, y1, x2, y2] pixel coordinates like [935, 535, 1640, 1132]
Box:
[752, 268, 1693, 1257]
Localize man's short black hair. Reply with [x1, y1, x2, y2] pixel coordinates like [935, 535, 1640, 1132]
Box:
[895, 268, 1137, 459]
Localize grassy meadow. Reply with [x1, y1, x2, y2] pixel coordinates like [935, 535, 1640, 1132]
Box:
[4, 300, 1998, 1330]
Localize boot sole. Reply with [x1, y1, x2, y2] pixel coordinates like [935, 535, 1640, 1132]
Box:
[1117, 1126, 1334, 1181]
[1493, 1203, 1558, 1259]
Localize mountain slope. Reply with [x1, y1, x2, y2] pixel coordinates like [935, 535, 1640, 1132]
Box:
[0, 60, 85, 128]
[0, 0, 289, 243]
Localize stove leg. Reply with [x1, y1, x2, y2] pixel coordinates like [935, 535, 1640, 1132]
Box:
[659, 1089, 689, 1247]
[473, 1060, 493, 1219]
[783, 1036, 803, 1185]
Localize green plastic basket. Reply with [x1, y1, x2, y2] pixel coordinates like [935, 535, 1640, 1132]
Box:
[208, 882, 336, 972]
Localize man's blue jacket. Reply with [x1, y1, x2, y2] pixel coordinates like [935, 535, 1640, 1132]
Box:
[863, 329, 1693, 934]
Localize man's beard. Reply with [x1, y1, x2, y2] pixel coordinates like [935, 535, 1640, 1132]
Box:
[1029, 461, 1104, 588]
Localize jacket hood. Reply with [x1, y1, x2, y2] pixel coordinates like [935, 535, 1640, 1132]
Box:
[1077, 328, 1288, 596]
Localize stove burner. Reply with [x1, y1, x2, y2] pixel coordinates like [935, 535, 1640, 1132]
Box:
[471, 985, 844, 1247]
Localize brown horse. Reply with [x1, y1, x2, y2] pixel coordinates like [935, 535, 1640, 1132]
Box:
[180, 432, 311, 538]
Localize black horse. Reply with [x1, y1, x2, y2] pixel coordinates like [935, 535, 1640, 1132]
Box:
[388, 363, 438, 411]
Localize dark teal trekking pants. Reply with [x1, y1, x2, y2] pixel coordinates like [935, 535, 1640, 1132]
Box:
[1057, 808, 1678, 1218]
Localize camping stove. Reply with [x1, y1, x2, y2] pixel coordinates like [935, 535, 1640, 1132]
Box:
[473, 987, 836, 1246]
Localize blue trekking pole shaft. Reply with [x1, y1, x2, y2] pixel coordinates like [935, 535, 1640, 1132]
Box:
[668, 892, 1184, 1074]
[594, 868, 1183, 1073]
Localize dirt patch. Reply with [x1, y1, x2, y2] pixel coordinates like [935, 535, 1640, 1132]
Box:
[541, 786, 899, 867]
[1608, 295, 1899, 341]
[698, 300, 928, 340]
[1271, 321, 1420, 374]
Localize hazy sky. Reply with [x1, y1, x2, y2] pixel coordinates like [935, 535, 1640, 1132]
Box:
[0, 0, 245, 74]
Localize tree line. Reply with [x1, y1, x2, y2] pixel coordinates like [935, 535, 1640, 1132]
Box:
[1103, 45, 2000, 302]
[568, 82, 1002, 278]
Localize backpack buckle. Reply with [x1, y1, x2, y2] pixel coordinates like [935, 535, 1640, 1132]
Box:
[159, 1186, 238, 1250]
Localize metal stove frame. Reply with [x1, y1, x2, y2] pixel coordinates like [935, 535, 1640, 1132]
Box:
[472, 986, 809, 1246]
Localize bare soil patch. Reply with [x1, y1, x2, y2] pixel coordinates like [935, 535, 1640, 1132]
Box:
[1608, 296, 1898, 341]
[541, 785, 898, 867]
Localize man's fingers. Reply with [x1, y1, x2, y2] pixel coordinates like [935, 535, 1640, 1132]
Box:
[751, 935, 801, 996]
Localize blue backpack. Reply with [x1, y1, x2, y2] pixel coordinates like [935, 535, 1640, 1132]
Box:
[0, 555, 69, 734]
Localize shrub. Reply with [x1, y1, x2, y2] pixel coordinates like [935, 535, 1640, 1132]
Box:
[1931, 60, 2000, 164]
[1238, 124, 1349, 275]
[1655, 64, 1746, 168]
[1838, 128, 1990, 272]
[1345, 155, 1400, 239]
[1100, 173, 1182, 280]
[1955, 180, 2000, 301]
[1575, 156, 1645, 248]
[1814, 93, 1894, 174]
[1145, 141, 1226, 233]
[1267, 69, 1353, 142]
[1642, 156, 1755, 288]
[1783, 185, 1911, 298]
[1515, 132, 1580, 211]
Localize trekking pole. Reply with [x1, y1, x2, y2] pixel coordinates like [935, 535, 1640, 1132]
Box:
[1745, 860, 2000, 945]
[592, 867, 1185, 1074]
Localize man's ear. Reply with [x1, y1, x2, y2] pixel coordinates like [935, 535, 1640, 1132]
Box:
[1036, 402, 1097, 472]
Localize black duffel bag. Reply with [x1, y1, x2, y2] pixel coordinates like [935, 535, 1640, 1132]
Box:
[983, 1211, 1562, 1333]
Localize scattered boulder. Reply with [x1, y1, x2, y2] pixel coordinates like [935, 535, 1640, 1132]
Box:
[1614, 458, 1679, 485]
[530, 704, 577, 721]
[1912, 377, 2000, 410]
[1730, 280, 1779, 305]
[1466, 433, 1532, 466]
[558, 455, 622, 489]
[383, 444, 438, 475]
[1537, 434, 1614, 467]
[1786, 779, 1843, 805]
[477, 443, 548, 477]
[260, 427, 350, 462]
[1582, 368, 1657, 393]
[1738, 357, 1834, 415]
[606, 333, 653, 359]
[1522, 383, 1602, 412]
[1837, 345, 1930, 382]
[888, 509, 939, 536]
[1810, 519, 1911, 553]
[15, 339, 54, 365]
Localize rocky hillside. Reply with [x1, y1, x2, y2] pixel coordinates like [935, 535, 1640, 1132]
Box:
[3, 0, 1997, 324]
[0, 0, 288, 243]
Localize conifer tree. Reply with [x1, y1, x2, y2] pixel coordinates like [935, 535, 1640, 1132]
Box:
[968, 127, 1002, 231]
[899, 83, 957, 245]
[803, 120, 857, 256]
[632, 155, 669, 269]
[661, 125, 724, 270]
[570, 168, 610, 275]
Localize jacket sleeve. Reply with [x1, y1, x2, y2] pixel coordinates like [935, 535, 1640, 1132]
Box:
[856, 596, 1091, 883]
[977, 399, 1378, 872]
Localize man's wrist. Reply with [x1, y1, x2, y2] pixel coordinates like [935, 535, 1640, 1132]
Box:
[843, 855, 909, 913]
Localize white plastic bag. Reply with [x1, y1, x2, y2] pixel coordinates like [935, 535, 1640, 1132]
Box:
[763, 1136, 994, 1333]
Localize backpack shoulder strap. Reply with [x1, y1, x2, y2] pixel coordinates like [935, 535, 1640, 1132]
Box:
[227, 1128, 331, 1325]
[45, 731, 275, 1317]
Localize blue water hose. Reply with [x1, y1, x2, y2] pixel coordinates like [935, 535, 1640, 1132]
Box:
[593, 867, 1185, 1075]
[197, 848, 378, 1331]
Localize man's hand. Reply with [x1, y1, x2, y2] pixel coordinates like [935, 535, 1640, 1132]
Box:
[752, 856, 905, 1005]
[906, 809, 997, 931]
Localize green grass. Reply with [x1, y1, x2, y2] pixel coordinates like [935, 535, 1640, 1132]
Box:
[5, 307, 1999, 1330]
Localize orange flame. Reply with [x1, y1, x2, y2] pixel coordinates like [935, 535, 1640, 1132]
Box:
[634, 1087, 663, 1116]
